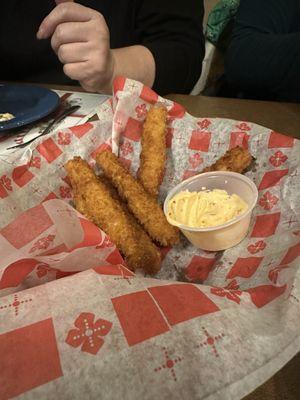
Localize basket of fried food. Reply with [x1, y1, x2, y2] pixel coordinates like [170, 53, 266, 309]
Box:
[65, 106, 253, 275]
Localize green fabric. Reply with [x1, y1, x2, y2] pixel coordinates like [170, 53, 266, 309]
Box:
[206, 0, 240, 45]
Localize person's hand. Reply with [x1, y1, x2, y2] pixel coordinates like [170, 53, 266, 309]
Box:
[37, 0, 115, 93]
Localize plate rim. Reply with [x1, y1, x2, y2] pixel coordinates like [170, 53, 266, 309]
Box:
[0, 84, 60, 132]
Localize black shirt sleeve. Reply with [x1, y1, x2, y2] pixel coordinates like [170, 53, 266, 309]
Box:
[225, 0, 300, 101]
[136, 0, 205, 95]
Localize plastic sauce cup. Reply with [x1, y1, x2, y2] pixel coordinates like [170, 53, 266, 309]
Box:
[164, 171, 258, 251]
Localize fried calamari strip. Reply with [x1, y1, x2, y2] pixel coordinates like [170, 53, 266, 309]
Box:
[96, 150, 179, 247]
[138, 106, 167, 197]
[202, 146, 252, 174]
[65, 157, 161, 274]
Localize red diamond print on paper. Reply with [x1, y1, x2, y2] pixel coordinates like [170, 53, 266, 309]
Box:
[210, 287, 242, 304]
[168, 102, 185, 120]
[120, 140, 133, 157]
[1, 204, 53, 249]
[140, 85, 158, 103]
[259, 191, 279, 211]
[188, 153, 203, 169]
[105, 248, 124, 265]
[36, 138, 62, 163]
[58, 131, 72, 145]
[185, 256, 215, 282]
[135, 103, 147, 118]
[182, 169, 198, 180]
[0, 183, 8, 199]
[197, 118, 211, 129]
[69, 217, 102, 251]
[0, 319, 62, 400]
[66, 312, 112, 355]
[94, 264, 133, 277]
[236, 122, 251, 131]
[269, 151, 288, 167]
[247, 284, 287, 308]
[148, 284, 219, 326]
[280, 242, 300, 265]
[0, 175, 12, 191]
[119, 157, 132, 170]
[43, 192, 58, 202]
[70, 122, 93, 138]
[225, 279, 240, 290]
[0, 293, 32, 316]
[268, 131, 294, 148]
[247, 240, 267, 254]
[251, 212, 281, 237]
[59, 185, 72, 198]
[230, 132, 250, 149]
[29, 235, 55, 253]
[0, 259, 40, 289]
[91, 142, 111, 159]
[227, 257, 263, 279]
[268, 265, 289, 285]
[258, 169, 289, 190]
[113, 76, 126, 93]
[154, 347, 183, 381]
[160, 246, 171, 261]
[112, 290, 170, 346]
[123, 117, 143, 141]
[28, 156, 41, 169]
[166, 127, 174, 148]
[196, 327, 225, 358]
[189, 130, 211, 151]
[12, 164, 35, 187]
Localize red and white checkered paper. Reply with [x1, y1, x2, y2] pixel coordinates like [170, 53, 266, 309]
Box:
[0, 77, 299, 400]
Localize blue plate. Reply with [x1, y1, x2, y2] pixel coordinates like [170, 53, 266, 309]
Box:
[0, 84, 60, 132]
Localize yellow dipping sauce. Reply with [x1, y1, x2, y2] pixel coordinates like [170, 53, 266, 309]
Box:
[168, 189, 248, 228]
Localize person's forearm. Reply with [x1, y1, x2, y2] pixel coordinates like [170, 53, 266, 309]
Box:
[101, 45, 156, 94]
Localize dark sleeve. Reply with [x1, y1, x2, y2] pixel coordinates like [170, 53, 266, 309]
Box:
[136, 0, 205, 95]
[225, 0, 300, 100]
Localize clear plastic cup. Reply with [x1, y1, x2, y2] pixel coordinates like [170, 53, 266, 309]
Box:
[164, 171, 258, 251]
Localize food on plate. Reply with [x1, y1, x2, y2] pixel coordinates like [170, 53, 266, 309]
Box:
[0, 112, 14, 122]
[96, 150, 179, 247]
[65, 157, 161, 274]
[138, 106, 167, 197]
[167, 189, 248, 228]
[202, 146, 252, 173]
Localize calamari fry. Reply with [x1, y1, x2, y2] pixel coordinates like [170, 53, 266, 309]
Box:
[96, 150, 179, 247]
[65, 157, 161, 274]
[138, 106, 167, 197]
[202, 146, 252, 173]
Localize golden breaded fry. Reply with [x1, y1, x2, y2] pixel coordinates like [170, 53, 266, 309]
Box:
[96, 150, 179, 247]
[65, 157, 161, 274]
[138, 106, 167, 197]
[202, 146, 252, 174]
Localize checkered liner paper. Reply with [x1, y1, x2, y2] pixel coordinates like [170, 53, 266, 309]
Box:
[0, 77, 299, 400]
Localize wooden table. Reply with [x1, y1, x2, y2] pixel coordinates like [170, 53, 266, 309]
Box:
[11, 83, 300, 400]
[167, 94, 300, 139]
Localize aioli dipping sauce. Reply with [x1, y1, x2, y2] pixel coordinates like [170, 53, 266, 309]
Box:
[168, 189, 248, 228]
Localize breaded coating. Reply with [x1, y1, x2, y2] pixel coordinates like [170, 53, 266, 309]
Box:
[96, 150, 179, 247]
[202, 146, 252, 174]
[138, 106, 167, 197]
[65, 157, 161, 274]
